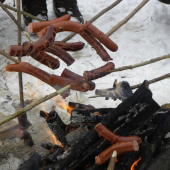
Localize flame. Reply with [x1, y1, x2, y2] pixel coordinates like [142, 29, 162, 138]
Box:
[46, 130, 63, 147]
[56, 96, 74, 114]
[131, 157, 142, 170]
[94, 112, 101, 116]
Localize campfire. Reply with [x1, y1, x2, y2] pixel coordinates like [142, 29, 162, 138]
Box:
[0, 1, 170, 170]
[14, 81, 169, 170]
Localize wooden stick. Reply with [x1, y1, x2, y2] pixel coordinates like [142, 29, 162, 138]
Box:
[62, 0, 123, 42]
[4, 4, 43, 22]
[17, 0, 24, 108]
[0, 84, 71, 126]
[0, 1, 33, 42]
[0, 50, 20, 64]
[131, 73, 170, 89]
[96, 54, 170, 74]
[107, 151, 117, 170]
[106, 0, 150, 37]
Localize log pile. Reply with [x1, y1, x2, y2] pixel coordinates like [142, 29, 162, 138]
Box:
[23, 80, 170, 170]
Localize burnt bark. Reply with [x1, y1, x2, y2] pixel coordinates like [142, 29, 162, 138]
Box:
[61, 80, 159, 170]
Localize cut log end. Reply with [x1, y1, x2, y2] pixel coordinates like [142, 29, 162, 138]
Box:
[133, 140, 139, 151]
[27, 23, 33, 33]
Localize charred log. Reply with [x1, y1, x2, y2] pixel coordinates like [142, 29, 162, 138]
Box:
[61, 80, 158, 170]
[70, 108, 114, 125]
[68, 102, 95, 110]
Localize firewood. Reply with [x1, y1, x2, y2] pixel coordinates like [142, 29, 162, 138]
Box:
[107, 151, 117, 170]
[60, 80, 157, 170]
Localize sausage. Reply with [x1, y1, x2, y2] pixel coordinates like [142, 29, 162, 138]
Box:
[84, 21, 118, 52]
[83, 62, 115, 81]
[45, 44, 75, 66]
[5, 62, 51, 85]
[80, 30, 113, 61]
[33, 25, 56, 50]
[53, 41, 85, 51]
[9, 26, 56, 57]
[8, 45, 26, 57]
[27, 14, 71, 33]
[49, 74, 92, 92]
[94, 123, 142, 144]
[61, 68, 95, 90]
[23, 41, 60, 70]
[37, 21, 84, 39]
[95, 140, 139, 165]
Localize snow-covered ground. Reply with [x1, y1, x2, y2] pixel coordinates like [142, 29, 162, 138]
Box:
[0, 0, 170, 148]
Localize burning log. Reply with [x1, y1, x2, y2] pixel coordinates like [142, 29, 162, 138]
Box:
[60, 80, 160, 170]
[65, 126, 90, 146]
[17, 151, 41, 170]
[70, 108, 114, 125]
[68, 102, 95, 110]
[41, 110, 67, 147]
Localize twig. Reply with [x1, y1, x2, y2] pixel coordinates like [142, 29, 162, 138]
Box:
[62, 0, 123, 42]
[17, 0, 24, 108]
[131, 73, 170, 89]
[0, 84, 71, 126]
[107, 151, 117, 170]
[0, 50, 20, 64]
[4, 4, 43, 22]
[0, 1, 33, 42]
[106, 0, 150, 37]
[96, 54, 170, 75]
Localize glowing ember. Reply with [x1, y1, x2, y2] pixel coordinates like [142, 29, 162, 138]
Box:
[94, 112, 101, 116]
[46, 130, 63, 147]
[131, 157, 141, 170]
[56, 96, 74, 114]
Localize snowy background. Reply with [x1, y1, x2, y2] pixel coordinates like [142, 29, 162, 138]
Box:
[0, 0, 170, 168]
[0, 0, 170, 165]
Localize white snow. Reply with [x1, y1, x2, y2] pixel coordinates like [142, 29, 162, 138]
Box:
[0, 0, 170, 145]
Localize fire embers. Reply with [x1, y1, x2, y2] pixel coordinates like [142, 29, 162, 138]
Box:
[40, 110, 67, 147]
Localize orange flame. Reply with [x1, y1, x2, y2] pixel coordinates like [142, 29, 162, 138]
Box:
[46, 130, 63, 147]
[56, 96, 74, 114]
[131, 157, 142, 170]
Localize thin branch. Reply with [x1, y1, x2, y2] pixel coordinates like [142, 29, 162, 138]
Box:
[95, 54, 170, 76]
[4, 4, 43, 22]
[0, 1, 33, 42]
[131, 73, 170, 89]
[106, 0, 150, 37]
[0, 50, 20, 64]
[62, 0, 123, 42]
[0, 84, 71, 126]
[17, 0, 24, 108]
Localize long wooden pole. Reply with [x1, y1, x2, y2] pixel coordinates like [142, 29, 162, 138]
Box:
[62, 0, 123, 42]
[4, 4, 43, 22]
[0, 1, 32, 42]
[0, 85, 71, 126]
[17, 0, 24, 108]
[106, 0, 150, 37]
